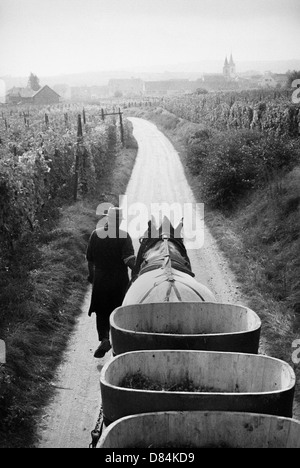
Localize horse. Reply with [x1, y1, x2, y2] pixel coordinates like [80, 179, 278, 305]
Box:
[122, 216, 216, 305]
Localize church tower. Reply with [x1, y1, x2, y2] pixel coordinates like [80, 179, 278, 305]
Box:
[229, 54, 236, 78]
[223, 56, 229, 78]
[223, 54, 236, 79]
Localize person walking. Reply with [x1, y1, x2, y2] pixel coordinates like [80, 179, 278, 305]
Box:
[86, 207, 136, 358]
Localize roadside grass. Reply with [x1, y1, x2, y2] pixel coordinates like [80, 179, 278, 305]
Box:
[202, 174, 300, 418]
[130, 106, 300, 418]
[0, 122, 138, 448]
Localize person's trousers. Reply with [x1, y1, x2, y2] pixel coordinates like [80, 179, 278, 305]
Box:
[90, 269, 129, 342]
[94, 290, 127, 341]
[96, 310, 111, 341]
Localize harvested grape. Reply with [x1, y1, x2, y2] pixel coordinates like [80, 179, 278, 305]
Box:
[120, 372, 226, 392]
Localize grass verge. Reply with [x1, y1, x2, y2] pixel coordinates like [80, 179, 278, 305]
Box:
[0, 120, 138, 448]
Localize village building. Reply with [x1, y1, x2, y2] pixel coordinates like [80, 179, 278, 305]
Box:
[144, 79, 197, 96]
[6, 85, 60, 105]
[272, 73, 288, 88]
[4, 54, 288, 103]
[69, 85, 110, 101]
[6, 87, 36, 105]
[31, 85, 60, 105]
[90, 85, 110, 99]
[201, 74, 232, 91]
[144, 80, 171, 96]
[199, 55, 239, 92]
[165, 79, 197, 95]
[259, 72, 288, 89]
[108, 78, 144, 97]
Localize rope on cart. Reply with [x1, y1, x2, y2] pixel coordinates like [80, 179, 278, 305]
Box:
[89, 405, 104, 448]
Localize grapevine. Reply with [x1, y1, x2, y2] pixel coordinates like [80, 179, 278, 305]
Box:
[0, 104, 123, 253]
[161, 89, 300, 136]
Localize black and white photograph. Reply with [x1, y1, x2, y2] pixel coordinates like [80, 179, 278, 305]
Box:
[0, 0, 300, 451]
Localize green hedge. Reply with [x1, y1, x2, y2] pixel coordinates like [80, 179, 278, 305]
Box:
[186, 129, 300, 208]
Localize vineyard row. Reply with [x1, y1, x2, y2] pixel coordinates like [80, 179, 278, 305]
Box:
[0, 105, 129, 254]
[160, 91, 300, 137]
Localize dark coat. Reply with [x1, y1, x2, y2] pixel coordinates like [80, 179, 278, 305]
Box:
[86, 227, 135, 316]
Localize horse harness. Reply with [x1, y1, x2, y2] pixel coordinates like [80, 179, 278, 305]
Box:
[138, 235, 205, 303]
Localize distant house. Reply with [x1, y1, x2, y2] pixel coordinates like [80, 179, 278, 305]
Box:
[144, 80, 171, 96]
[259, 73, 277, 88]
[32, 85, 60, 105]
[272, 73, 288, 89]
[108, 78, 144, 97]
[200, 74, 239, 92]
[90, 85, 110, 99]
[6, 85, 60, 105]
[6, 87, 35, 105]
[69, 85, 110, 101]
[166, 79, 196, 95]
[144, 80, 196, 96]
[259, 72, 288, 89]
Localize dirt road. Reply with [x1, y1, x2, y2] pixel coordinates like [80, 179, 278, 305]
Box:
[37, 117, 243, 448]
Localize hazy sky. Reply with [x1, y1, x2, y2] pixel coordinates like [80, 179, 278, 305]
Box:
[0, 0, 300, 77]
